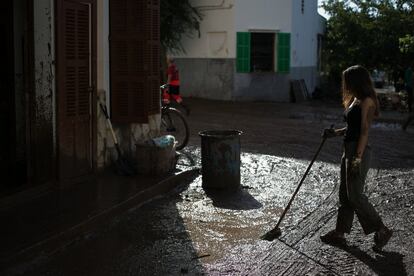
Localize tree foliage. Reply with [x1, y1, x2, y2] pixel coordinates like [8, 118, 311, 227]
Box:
[400, 34, 414, 54]
[160, 0, 202, 54]
[321, 0, 414, 82]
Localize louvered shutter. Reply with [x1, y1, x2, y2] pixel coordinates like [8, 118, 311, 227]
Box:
[277, 33, 291, 73]
[58, 0, 93, 179]
[110, 0, 160, 123]
[236, 32, 251, 73]
[145, 0, 160, 114]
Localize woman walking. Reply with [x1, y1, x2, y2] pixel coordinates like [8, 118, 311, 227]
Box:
[320, 65, 392, 251]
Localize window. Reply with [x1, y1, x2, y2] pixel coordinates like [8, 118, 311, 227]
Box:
[236, 32, 290, 73]
[251, 33, 274, 72]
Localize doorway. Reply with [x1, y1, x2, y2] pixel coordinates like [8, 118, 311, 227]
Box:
[56, 0, 96, 182]
[0, 0, 30, 196]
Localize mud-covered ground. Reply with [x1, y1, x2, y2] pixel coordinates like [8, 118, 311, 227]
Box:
[6, 99, 414, 275]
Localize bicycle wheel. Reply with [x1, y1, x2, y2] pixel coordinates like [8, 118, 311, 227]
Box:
[160, 107, 189, 150]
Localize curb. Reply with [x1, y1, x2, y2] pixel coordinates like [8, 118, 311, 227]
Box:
[0, 168, 200, 272]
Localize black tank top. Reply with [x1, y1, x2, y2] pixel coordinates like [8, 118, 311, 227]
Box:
[344, 104, 361, 142]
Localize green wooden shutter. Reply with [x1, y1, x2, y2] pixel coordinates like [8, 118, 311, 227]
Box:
[236, 32, 251, 73]
[277, 33, 290, 73]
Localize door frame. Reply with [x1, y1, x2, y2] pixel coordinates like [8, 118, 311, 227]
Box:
[1, 0, 16, 181]
[25, 0, 35, 186]
[55, 0, 97, 184]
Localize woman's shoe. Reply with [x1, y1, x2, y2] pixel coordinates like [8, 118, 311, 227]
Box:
[373, 227, 393, 252]
[320, 230, 346, 246]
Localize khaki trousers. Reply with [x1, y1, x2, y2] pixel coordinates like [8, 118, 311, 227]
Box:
[335, 142, 383, 235]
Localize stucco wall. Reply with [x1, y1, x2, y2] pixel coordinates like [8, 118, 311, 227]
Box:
[290, 0, 325, 94]
[97, 0, 110, 109]
[33, 0, 56, 179]
[174, 0, 324, 102]
[96, 90, 160, 168]
[234, 73, 291, 102]
[235, 0, 292, 33]
[234, 0, 293, 102]
[175, 58, 233, 100]
[175, 0, 235, 58]
[176, 0, 294, 57]
[291, 0, 320, 67]
[176, 57, 292, 102]
[290, 66, 319, 97]
[34, 0, 55, 139]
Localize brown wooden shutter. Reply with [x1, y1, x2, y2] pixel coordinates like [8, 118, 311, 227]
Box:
[145, 0, 160, 114]
[57, 0, 93, 180]
[110, 0, 160, 123]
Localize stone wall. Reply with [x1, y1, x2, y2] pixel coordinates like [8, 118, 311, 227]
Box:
[96, 90, 161, 169]
[233, 72, 291, 102]
[175, 58, 234, 101]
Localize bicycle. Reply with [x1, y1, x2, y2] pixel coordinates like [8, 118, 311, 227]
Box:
[160, 84, 189, 150]
[377, 89, 409, 113]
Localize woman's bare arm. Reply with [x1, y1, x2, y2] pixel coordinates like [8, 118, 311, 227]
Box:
[356, 97, 376, 158]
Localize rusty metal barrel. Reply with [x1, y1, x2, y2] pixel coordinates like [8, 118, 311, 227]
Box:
[199, 130, 242, 190]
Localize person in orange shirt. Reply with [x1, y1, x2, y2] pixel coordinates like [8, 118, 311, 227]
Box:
[163, 57, 190, 115]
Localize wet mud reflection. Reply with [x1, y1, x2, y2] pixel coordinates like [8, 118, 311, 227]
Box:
[13, 142, 413, 275]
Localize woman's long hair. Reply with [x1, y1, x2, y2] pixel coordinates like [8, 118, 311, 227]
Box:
[342, 65, 380, 117]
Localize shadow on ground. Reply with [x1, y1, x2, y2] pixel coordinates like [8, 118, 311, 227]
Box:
[8, 175, 206, 276]
[205, 187, 262, 210]
[341, 245, 407, 276]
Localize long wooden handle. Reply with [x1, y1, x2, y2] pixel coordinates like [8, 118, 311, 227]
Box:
[106, 117, 119, 145]
[99, 101, 119, 145]
[274, 136, 327, 229]
[99, 102, 109, 119]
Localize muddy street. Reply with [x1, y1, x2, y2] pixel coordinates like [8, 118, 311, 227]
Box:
[8, 99, 414, 276]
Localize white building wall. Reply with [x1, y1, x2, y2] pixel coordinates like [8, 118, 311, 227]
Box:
[97, 0, 111, 110]
[34, 0, 56, 152]
[174, 0, 324, 101]
[174, 0, 236, 100]
[175, 0, 236, 59]
[290, 0, 325, 95]
[176, 0, 294, 58]
[235, 0, 292, 33]
[291, 0, 321, 67]
[233, 0, 293, 102]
